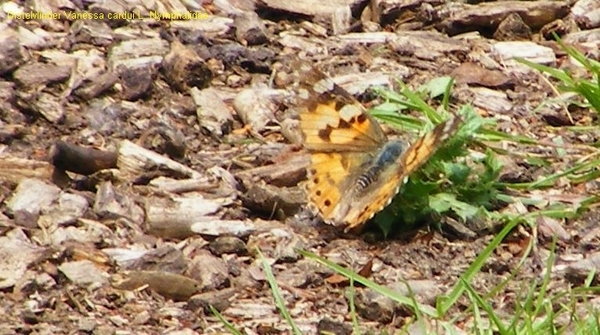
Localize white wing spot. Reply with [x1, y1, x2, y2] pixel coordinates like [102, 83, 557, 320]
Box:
[339, 105, 362, 121]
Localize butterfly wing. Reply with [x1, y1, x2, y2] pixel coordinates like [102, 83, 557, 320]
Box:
[295, 62, 389, 225]
[304, 151, 374, 224]
[294, 62, 387, 152]
[338, 116, 463, 231]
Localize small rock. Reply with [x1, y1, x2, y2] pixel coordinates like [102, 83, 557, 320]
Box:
[355, 280, 441, 322]
[0, 27, 24, 75]
[58, 260, 109, 287]
[125, 245, 187, 274]
[187, 287, 236, 313]
[5, 178, 61, 217]
[317, 318, 352, 335]
[233, 88, 286, 132]
[93, 181, 144, 224]
[209, 236, 247, 256]
[78, 318, 97, 332]
[234, 12, 268, 45]
[188, 250, 229, 291]
[13, 62, 71, 87]
[565, 252, 600, 285]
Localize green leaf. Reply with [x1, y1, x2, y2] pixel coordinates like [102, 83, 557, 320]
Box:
[420, 76, 454, 99]
[429, 193, 481, 221]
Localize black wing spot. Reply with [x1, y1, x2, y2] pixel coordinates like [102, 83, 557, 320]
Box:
[334, 100, 346, 111]
[313, 177, 319, 184]
[309, 168, 317, 175]
[339, 119, 351, 128]
[316, 190, 322, 196]
[324, 199, 331, 207]
[318, 126, 332, 141]
[356, 113, 367, 124]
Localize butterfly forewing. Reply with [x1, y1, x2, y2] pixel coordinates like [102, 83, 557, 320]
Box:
[295, 62, 387, 151]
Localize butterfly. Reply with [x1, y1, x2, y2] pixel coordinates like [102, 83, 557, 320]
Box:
[293, 62, 462, 232]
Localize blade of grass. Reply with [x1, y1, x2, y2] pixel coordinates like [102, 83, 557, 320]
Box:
[347, 279, 361, 335]
[209, 305, 244, 335]
[437, 215, 522, 314]
[298, 249, 438, 317]
[461, 277, 509, 334]
[257, 249, 302, 335]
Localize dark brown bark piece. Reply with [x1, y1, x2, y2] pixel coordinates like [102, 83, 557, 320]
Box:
[69, 20, 114, 46]
[73, 72, 119, 100]
[438, 1, 570, 36]
[13, 63, 71, 87]
[51, 141, 117, 175]
[162, 40, 213, 93]
[451, 62, 512, 88]
[118, 66, 154, 101]
[187, 288, 236, 314]
[258, 0, 363, 18]
[317, 318, 352, 335]
[493, 13, 532, 41]
[0, 29, 25, 76]
[234, 12, 268, 45]
[240, 183, 305, 218]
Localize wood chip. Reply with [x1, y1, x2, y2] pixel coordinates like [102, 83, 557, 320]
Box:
[13, 62, 71, 87]
[5, 178, 61, 217]
[162, 40, 213, 92]
[191, 87, 234, 136]
[234, 12, 268, 45]
[0, 27, 24, 75]
[233, 88, 285, 132]
[117, 140, 202, 180]
[111, 270, 199, 301]
[145, 196, 232, 239]
[492, 41, 556, 66]
[451, 62, 512, 88]
[258, 0, 362, 18]
[438, 1, 570, 36]
[572, 0, 600, 29]
[51, 141, 117, 175]
[0, 156, 54, 185]
[0, 229, 44, 289]
[58, 260, 109, 287]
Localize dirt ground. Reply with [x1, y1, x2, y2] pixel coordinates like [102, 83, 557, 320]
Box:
[1, 0, 600, 334]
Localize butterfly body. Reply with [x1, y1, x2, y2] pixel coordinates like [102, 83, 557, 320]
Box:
[294, 62, 461, 231]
